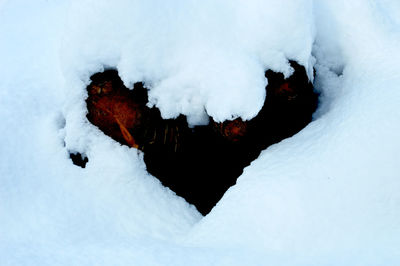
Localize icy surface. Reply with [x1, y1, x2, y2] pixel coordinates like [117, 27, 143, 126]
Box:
[1, 0, 400, 265]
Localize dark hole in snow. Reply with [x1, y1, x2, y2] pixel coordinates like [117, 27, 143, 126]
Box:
[69, 152, 89, 168]
[86, 61, 319, 215]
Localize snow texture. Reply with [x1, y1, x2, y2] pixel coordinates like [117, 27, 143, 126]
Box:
[1, 0, 400, 265]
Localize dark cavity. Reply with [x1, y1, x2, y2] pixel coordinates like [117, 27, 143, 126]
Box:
[85, 61, 318, 215]
[70, 152, 89, 168]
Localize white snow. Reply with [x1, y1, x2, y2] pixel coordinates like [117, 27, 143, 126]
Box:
[1, 0, 400, 265]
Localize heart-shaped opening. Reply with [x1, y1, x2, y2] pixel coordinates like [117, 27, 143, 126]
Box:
[84, 61, 318, 215]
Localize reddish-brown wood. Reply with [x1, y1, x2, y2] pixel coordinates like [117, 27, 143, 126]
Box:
[213, 118, 247, 142]
[87, 80, 145, 149]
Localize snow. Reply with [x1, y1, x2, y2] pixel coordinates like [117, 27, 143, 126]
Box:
[60, 0, 314, 125]
[1, 0, 400, 265]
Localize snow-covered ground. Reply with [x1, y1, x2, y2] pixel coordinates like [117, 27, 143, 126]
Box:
[1, 0, 399, 265]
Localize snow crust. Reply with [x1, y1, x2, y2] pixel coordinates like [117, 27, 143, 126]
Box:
[1, 0, 400, 265]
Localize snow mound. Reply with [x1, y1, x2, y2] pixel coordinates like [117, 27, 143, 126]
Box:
[0, 0, 399, 265]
